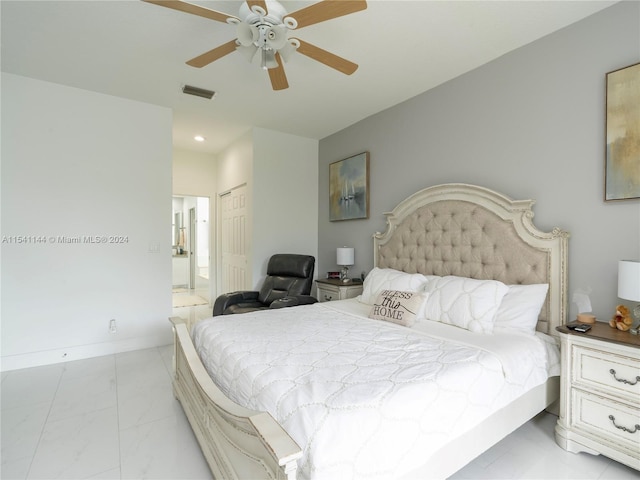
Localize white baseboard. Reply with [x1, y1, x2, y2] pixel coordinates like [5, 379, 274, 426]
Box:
[0, 330, 173, 372]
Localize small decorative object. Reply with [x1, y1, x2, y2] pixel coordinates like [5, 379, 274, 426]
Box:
[605, 63, 640, 201]
[610, 304, 633, 332]
[618, 259, 640, 331]
[336, 247, 354, 283]
[577, 313, 596, 324]
[327, 271, 341, 279]
[329, 152, 369, 221]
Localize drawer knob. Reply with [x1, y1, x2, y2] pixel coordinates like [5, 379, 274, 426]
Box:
[609, 369, 640, 385]
[608, 415, 640, 434]
[324, 295, 332, 301]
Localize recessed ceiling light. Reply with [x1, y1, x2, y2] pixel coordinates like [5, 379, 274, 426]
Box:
[194, 135, 206, 142]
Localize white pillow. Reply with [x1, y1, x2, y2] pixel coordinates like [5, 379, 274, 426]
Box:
[368, 290, 427, 327]
[359, 267, 429, 305]
[423, 275, 509, 334]
[493, 284, 549, 335]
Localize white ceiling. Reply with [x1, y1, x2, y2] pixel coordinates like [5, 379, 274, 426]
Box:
[1, 0, 616, 154]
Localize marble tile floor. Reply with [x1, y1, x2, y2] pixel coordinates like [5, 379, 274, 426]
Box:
[448, 411, 638, 480]
[1, 345, 211, 479]
[2, 311, 638, 479]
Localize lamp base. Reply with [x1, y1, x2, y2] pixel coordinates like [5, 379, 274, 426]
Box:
[631, 304, 640, 335]
[340, 266, 350, 283]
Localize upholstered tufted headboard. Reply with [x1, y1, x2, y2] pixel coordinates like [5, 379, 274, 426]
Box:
[373, 184, 569, 335]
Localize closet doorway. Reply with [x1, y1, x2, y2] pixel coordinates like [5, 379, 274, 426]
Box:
[219, 184, 249, 294]
[172, 195, 210, 306]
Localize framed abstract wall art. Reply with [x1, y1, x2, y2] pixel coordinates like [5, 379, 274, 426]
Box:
[329, 152, 369, 221]
[605, 62, 640, 201]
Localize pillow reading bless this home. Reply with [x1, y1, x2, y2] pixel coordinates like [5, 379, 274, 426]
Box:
[369, 290, 425, 327]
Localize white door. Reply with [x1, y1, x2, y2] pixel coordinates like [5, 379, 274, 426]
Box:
[220, 185, 249, 293]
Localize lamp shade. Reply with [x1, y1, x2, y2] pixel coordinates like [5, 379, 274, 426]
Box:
[337, 247, 354, 266]
[618, 260, 640, 302]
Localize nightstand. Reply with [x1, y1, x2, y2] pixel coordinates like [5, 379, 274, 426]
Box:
[315, 278, 363, 302]
[555, 322, 640, 471]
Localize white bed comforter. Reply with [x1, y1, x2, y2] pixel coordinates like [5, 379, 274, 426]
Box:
[192, 300, 559, 480]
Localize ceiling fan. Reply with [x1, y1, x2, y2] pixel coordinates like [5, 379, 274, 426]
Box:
[142, 0, 367, 90]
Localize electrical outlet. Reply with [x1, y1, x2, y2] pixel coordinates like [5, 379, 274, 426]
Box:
[109, 319, 117, 334]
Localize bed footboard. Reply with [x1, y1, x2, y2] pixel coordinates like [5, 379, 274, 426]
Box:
[170, 317, 302, 480]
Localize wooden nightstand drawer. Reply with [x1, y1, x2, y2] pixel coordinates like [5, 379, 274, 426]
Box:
[317, 285, 336, 302]
[573, 345, 640, 400]
[571, 389, 640, 457]
[315, 279, 363, 302]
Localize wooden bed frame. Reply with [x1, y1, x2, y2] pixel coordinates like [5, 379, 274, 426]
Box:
[169, 183, 569, 480]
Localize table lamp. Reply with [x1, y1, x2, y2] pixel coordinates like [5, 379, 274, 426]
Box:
[337, 247, 354, 283]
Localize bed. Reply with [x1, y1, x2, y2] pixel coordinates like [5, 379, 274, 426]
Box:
[169, 183, 569, 480]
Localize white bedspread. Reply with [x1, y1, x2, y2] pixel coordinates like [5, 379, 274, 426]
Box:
[192, 300, 559, 480]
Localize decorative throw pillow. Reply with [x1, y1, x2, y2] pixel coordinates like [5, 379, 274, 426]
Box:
[493, 284, 549, 335]
[423, 276, 509, 334]
[359, 267, 429, 305]
[368, 290, 427, 327]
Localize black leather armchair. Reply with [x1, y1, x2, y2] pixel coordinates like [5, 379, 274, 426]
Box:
[213, 254, 317, 316]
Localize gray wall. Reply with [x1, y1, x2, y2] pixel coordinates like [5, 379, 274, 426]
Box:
[318, 2, 640, 322]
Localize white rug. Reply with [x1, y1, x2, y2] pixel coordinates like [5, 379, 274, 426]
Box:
[173, 295, 208, 308]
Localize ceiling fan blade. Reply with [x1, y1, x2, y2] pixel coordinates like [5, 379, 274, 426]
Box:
[246, 1, 268, 14]
[268, 54, 289, 90]
[186, 39, 237, 68]
[294, 39, 358, 75]
[142, 0, 239, 23]
[287, 0, 367, 29]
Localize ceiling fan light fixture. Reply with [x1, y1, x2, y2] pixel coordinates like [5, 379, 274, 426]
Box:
[182, 84, 216, 100]
[237, 44, 259, 62]
[145, 0, 367, 91]
[266, 25, 288, 50]
[237, 23, 258, 46]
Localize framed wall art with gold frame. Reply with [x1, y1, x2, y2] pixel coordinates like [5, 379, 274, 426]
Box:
[605, 62, 640, 201]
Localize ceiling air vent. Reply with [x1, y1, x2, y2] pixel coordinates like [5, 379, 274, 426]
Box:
[182, 85, 216, 100]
